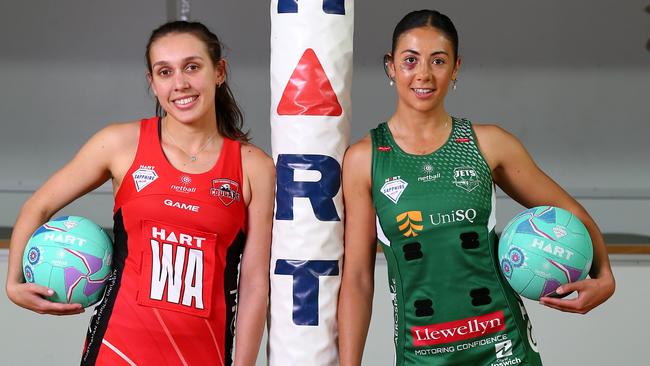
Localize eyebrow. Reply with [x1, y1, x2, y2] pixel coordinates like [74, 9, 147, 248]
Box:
[152, 56, 204, 68]
[400, 49, 449, 57]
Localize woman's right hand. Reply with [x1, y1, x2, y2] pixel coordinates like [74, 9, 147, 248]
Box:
[5, 124, 128, 316]
[6, 281, 84, 315]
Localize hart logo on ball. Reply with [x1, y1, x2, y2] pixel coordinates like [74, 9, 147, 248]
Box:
[531, 238, 575, 261]
[43, 232, 87, 246]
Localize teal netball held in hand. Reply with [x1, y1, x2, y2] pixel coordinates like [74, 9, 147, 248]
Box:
[337, 9, 615, 366]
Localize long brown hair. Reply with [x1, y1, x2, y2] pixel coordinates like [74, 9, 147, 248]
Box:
[145, 21, 249, 142]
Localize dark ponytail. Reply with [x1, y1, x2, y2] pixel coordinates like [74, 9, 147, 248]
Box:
[390, 10, 459, 61]
[145, 21, 249, 142]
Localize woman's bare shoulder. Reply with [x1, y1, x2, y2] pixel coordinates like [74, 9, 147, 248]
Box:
[240, 142, 274, 175]
[81, 120, 141, 155]
[345, 134, 372, 162]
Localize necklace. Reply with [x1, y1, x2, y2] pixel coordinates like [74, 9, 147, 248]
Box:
[163, 120, 218, 162]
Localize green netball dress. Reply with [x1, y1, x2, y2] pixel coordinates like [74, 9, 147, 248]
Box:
[371, 118, 542, 366]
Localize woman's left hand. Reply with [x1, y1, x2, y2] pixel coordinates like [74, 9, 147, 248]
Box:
[472, 125, 616, 315]
[539, 274, 615, 314]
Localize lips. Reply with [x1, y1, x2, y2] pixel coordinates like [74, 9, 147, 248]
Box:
[412, 88, 435, 98]
[172, 95, 198, 109]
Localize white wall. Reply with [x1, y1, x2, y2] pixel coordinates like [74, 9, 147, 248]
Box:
[1, 1, 649, 365]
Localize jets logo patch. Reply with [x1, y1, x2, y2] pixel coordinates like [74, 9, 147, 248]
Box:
[453, 167, 479, 192]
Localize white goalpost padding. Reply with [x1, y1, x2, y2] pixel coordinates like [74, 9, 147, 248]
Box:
[268, 0, 353, 365]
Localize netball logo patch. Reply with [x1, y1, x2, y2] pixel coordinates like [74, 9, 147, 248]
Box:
[210, 178, 241, 206]
[418, 163, 440, 183]
[453, 167, 479, 192]
[171, 174, 197, 194]
[179, 175, 192, 186]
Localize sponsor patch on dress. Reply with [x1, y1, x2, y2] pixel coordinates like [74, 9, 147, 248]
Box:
[210, 178, 241, 206]
[453, 167, 479, 192]
[381, 176, 408, 203]
[132, 165, 159, 192]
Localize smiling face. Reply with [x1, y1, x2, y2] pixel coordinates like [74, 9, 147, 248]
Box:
[387, 26, 460, 115]
[147, 32, 225, 125]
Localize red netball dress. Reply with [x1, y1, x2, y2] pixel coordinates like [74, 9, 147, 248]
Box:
[82, 117, 246, 366]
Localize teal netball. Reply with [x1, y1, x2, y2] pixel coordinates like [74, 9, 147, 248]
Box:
[499, 206, 593, 300]
[23, 216, 113, 307]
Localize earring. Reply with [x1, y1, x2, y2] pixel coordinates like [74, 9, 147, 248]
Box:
[389, 80, 394, 86]
[452, 79, 457, 91]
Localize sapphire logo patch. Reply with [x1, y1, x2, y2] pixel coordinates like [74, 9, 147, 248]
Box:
[132, 165, 159, 192]
[381, 176, 408, 204]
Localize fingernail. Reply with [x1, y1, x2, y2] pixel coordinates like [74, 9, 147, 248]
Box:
[47, 289, 54, 295]
[555, 287, 564, 294]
